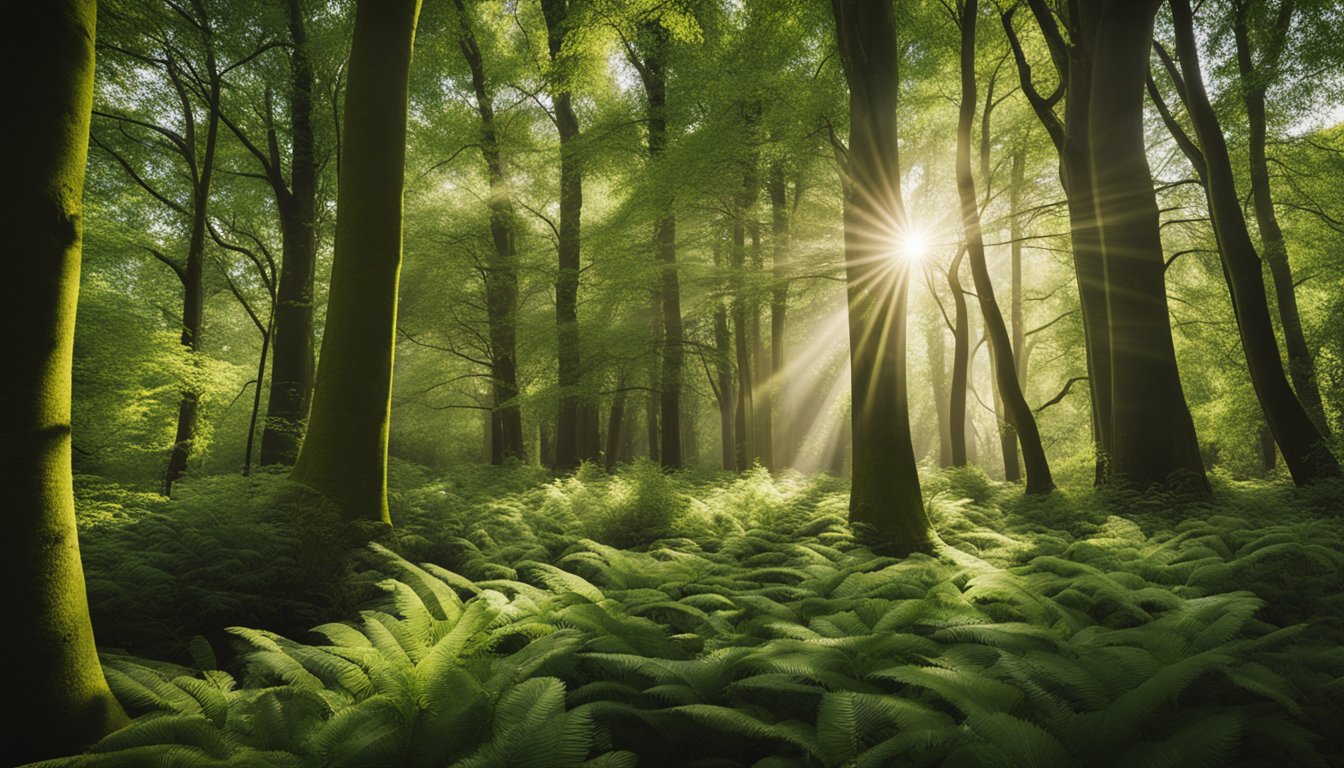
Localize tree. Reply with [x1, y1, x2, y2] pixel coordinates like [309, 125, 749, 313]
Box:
[955, 0, 1053, 493]
[290, 0, 423, 522]
[2, 0, 130, 760]
[830, 0, 934, 554]
[1088, 0, 1206, 490]
[1163, 0, 1338, 484]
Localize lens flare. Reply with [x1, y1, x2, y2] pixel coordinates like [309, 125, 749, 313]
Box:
[896, 230, 930, 264]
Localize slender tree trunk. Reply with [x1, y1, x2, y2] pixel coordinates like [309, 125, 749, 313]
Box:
[605, 375, 626, 472]
[290, 0, 422, 522]
[948, 247, 970, 467]
[453, 0, 523, 463]
[1232, 0, 1328, 435]
[261, 0, 319, 466]
[768, 165, 792, 468]
[1089, 0, 1206, 491]
[732, 175, 755, 471]
[165, 36, 222, 496]
[243, 321, 272, 475]
[1010, 148, 1026, 390]
[751, 216, 773, 470]
[542, 0, 585, 470]
[646, 290, 661, 463]
[2, 3, 130, 760]
[831, 0, 933, 554]
[956, 0, 1052, 493]
[1169, 0, 1337, 483]
[927, 312, 954, 467]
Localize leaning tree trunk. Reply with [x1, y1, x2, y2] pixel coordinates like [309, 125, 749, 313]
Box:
[956, 0, 1053, 493]
[1169, 0, 1337, 483]
[291, 0, 422, 523]
[1089, 0, 1206, 491]
[1232, 0, 1329, 435]
[260, 0, 319, 467]
[830, 0, 934, 554]
[2, 1, 130, 760]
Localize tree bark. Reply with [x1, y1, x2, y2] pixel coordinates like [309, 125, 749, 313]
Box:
[1, 2, 130, 760]
[948, 247, 970, 467]
[1089, 0, 1206, 491]
[1231, 0, 1328, 435]
[260, 0, 319, 466]
[768, 164, 792, 468]
[956, 0, 1052, 493]
[1168, 0, 1337, 483]
[830, 0, 934, 554]
[290, 0, 422, 522]
[732, 169, 756, 471]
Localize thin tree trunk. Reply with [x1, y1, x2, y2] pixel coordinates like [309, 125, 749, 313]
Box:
[290, 0, 422, 522]
[831, 0, 934, 554]
[3, 2, 130, 759]
[605, 375, 626, 471]
[1232, 0, 1328, 435]
[956, 0, 1052, 493]
[1089, 0, 1206, 491]
[768, 164, 792, 468]
[927, 311, 954, 467]
[260, 0, 318, 466]
[732, 174, 755, 471]
[751, 216, 773, 470]
[243, 321, 272, 475]
[948, 247, 970, 467]
[1168, 0, 1337, 483]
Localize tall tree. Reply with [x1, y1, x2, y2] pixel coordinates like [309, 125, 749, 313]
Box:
[1165, 0, 1338, 483]
[767, 163, 793, 469]
[290, 0, 423, 522]
[1002, 1, 1112, 482]
[830, 0, 934, 554]
[2, 0, 130, 760]
[1231, 0, 1328, 435]
[541, 0, 588, 469]
[1088, 0, 1206, 490]
[453, 0, 525, 464]
[955, 0, 1053, 493]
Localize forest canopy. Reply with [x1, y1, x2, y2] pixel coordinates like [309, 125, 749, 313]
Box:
[5, 0, 1344, 765]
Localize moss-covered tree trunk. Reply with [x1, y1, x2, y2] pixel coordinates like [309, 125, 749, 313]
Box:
[290, 0, 422, 523]
[830, 0, 934, 554]
[957, 0, 1053, 494]
[1168, 0, 1337, 484]
[260, 0, 319, 467]
[1089, 0, 1206, 490]
[2, 1, 130, 761]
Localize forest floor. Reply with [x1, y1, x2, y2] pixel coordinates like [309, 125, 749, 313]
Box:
[41, 462, 1344, 767]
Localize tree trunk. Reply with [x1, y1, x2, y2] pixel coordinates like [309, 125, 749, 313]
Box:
[1089, 0, 1206, 491]
[768, 164, 791, 468]
[1006, 1, 1112, 482]
[243, 321, 272, 474]
[542, 0, 585, 470]
[260, 0, 319, 467]
[830, 0, 934, 554]
[290, 0, 422, 522]
[956, 0, 1052, 493]
[605, 375, 626, 471]
[751, 217, 773, 471]
[927, 312, 954, 467]
[2, 2, 130, 760]
[165, 31, 222, 496]
[1169, 0, 1337, 483]
[948, 247, 970, 467]
[1232, 0, 1328, 436]
[732, 174, 756, 471]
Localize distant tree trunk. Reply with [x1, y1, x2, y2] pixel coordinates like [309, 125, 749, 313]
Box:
[1168, 0, 1337, 483]
[751, 215, 773, 470]
[605, 377, 626, 471]
[3, 2, 130, 760]
[927, 312, 954, 467]
[165, 25, 223, 496]
[1004, 1, 1112, 482]
[948, 246, 970, 467]
[243, 316, 272, 474]
[831, 0, 934, 554]
[732, 171, 756, 471]
[542, 0, 585, 470]
[768, 164, 792, 468]
[290, 0, 422, 522]
[1232, 0, 1328, 436]
[956, 0, 1052, 493]
[647, 289, 662, 463]
[1010, 148, 1027, 390]
[1089, 0, 1206, 490]
[260, 0, 319, 467]
[453, 0, 523, 463]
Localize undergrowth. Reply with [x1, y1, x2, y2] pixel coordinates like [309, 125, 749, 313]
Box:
[46, 463, 1344, 767]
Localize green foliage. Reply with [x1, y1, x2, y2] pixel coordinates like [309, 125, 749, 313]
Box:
[61, 467, 1344, 767]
